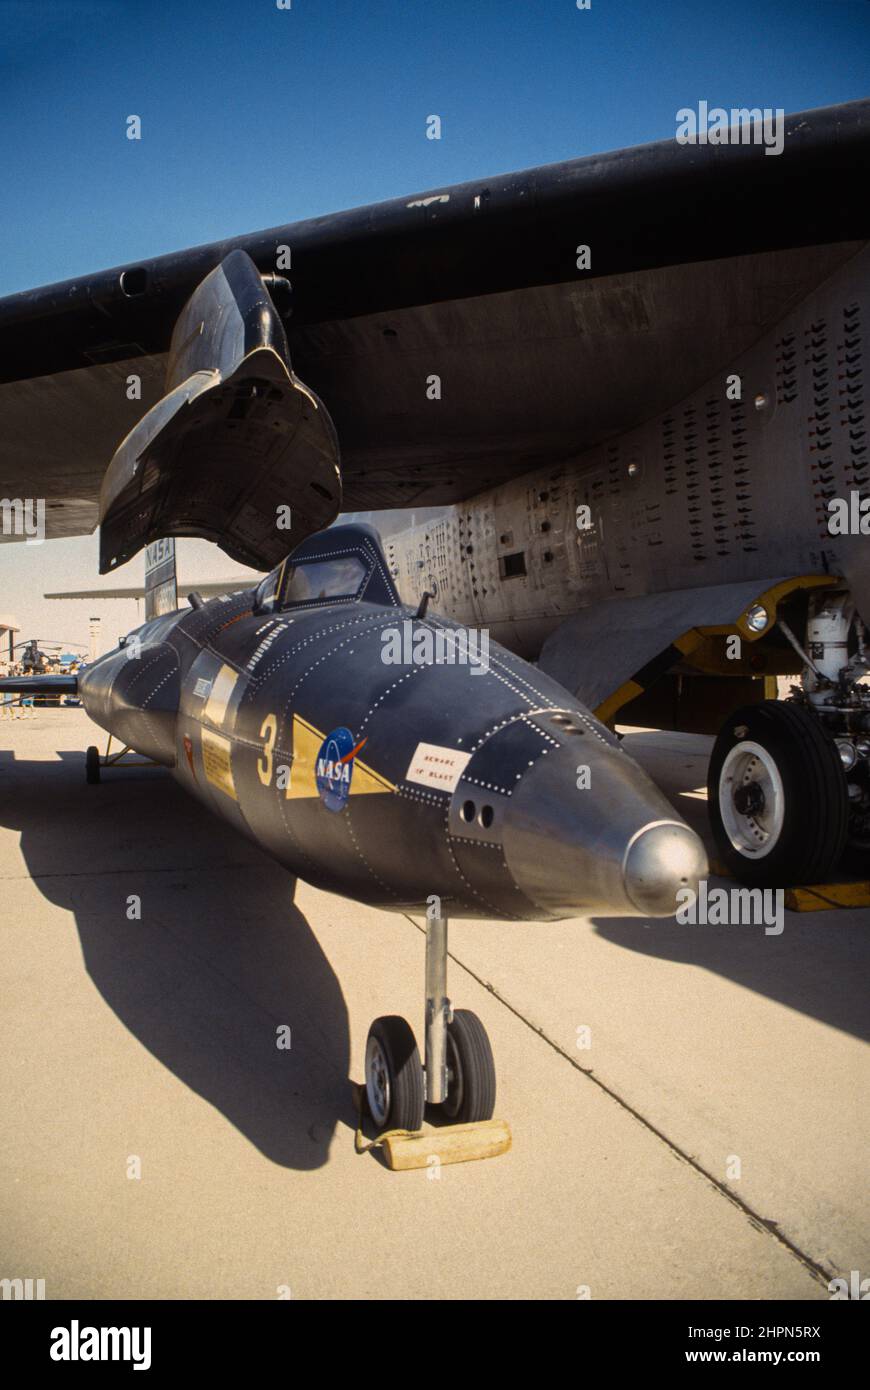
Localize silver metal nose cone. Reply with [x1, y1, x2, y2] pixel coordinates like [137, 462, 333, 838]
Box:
[623, 821, 707, 916]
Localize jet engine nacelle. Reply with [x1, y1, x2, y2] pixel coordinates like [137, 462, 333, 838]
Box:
[98, 250, 341, 576]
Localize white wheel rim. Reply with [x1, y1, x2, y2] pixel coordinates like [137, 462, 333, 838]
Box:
[719, 740, 785, 860]
[365, 1035, 390, 1128]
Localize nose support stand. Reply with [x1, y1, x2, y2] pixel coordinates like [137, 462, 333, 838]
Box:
[424, 911, 452, 1104]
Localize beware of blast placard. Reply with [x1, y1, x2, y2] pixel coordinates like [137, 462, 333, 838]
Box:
[405, 742, 471, 793]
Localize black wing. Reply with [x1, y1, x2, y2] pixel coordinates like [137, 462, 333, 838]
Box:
[0, 674, 79, 695]
[1, 98, 868, 536]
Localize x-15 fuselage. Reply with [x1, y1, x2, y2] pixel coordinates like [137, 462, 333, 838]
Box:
[77, 524, 706, 921]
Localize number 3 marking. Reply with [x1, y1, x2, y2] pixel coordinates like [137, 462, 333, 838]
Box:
[259, 713, 278, 785]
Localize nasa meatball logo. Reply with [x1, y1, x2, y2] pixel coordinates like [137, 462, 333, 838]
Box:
[316, 727, 368, 811]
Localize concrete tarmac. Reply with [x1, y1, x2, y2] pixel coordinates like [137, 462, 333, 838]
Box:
[0, 709, 867, 1299]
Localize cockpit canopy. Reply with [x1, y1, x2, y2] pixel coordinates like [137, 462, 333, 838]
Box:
[254, 523, 402, 615]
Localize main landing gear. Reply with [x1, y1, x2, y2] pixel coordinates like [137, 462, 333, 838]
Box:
[364, 911, 496, 1133]
[708, 700, 848, 887]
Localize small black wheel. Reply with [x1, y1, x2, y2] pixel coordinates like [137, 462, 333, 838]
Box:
[85, 745, 101, 785]
[708, 701, 847, 887]
[440, 1009, 496, 1124]
[364, 1016, 424, 1133]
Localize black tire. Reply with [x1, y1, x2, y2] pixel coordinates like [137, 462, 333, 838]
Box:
[85, 745, 101, 785]
[440, 1009, 496, 1124]
[708, 701, 847, 887]
[364, 1015, 424, 1133]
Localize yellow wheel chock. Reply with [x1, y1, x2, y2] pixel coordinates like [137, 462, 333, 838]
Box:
[354, 1084, 511, 1172]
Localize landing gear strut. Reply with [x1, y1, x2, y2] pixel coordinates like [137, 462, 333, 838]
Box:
[84, 734, 160, 784]
[364, 911, 496, 1133]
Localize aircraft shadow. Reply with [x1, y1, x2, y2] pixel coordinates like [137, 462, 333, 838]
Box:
[602, 730, 870, 1043]
[590, 905, 870, 1043]
[0, 747, 353, 1170]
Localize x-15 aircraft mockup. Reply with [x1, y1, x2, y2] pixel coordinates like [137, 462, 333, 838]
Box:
[2, 99, 869, 1124]
[0, 521, 706, 1130]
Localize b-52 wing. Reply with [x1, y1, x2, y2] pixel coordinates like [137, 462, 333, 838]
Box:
[1, 98, 868, 558]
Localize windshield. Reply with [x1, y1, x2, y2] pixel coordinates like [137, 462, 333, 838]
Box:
[254, 565, 283, 613]
[280, 555, 367, 606]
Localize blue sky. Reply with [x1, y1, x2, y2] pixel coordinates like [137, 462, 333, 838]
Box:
[2, 0, 869, 295]
[1, 0, 869, 644]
